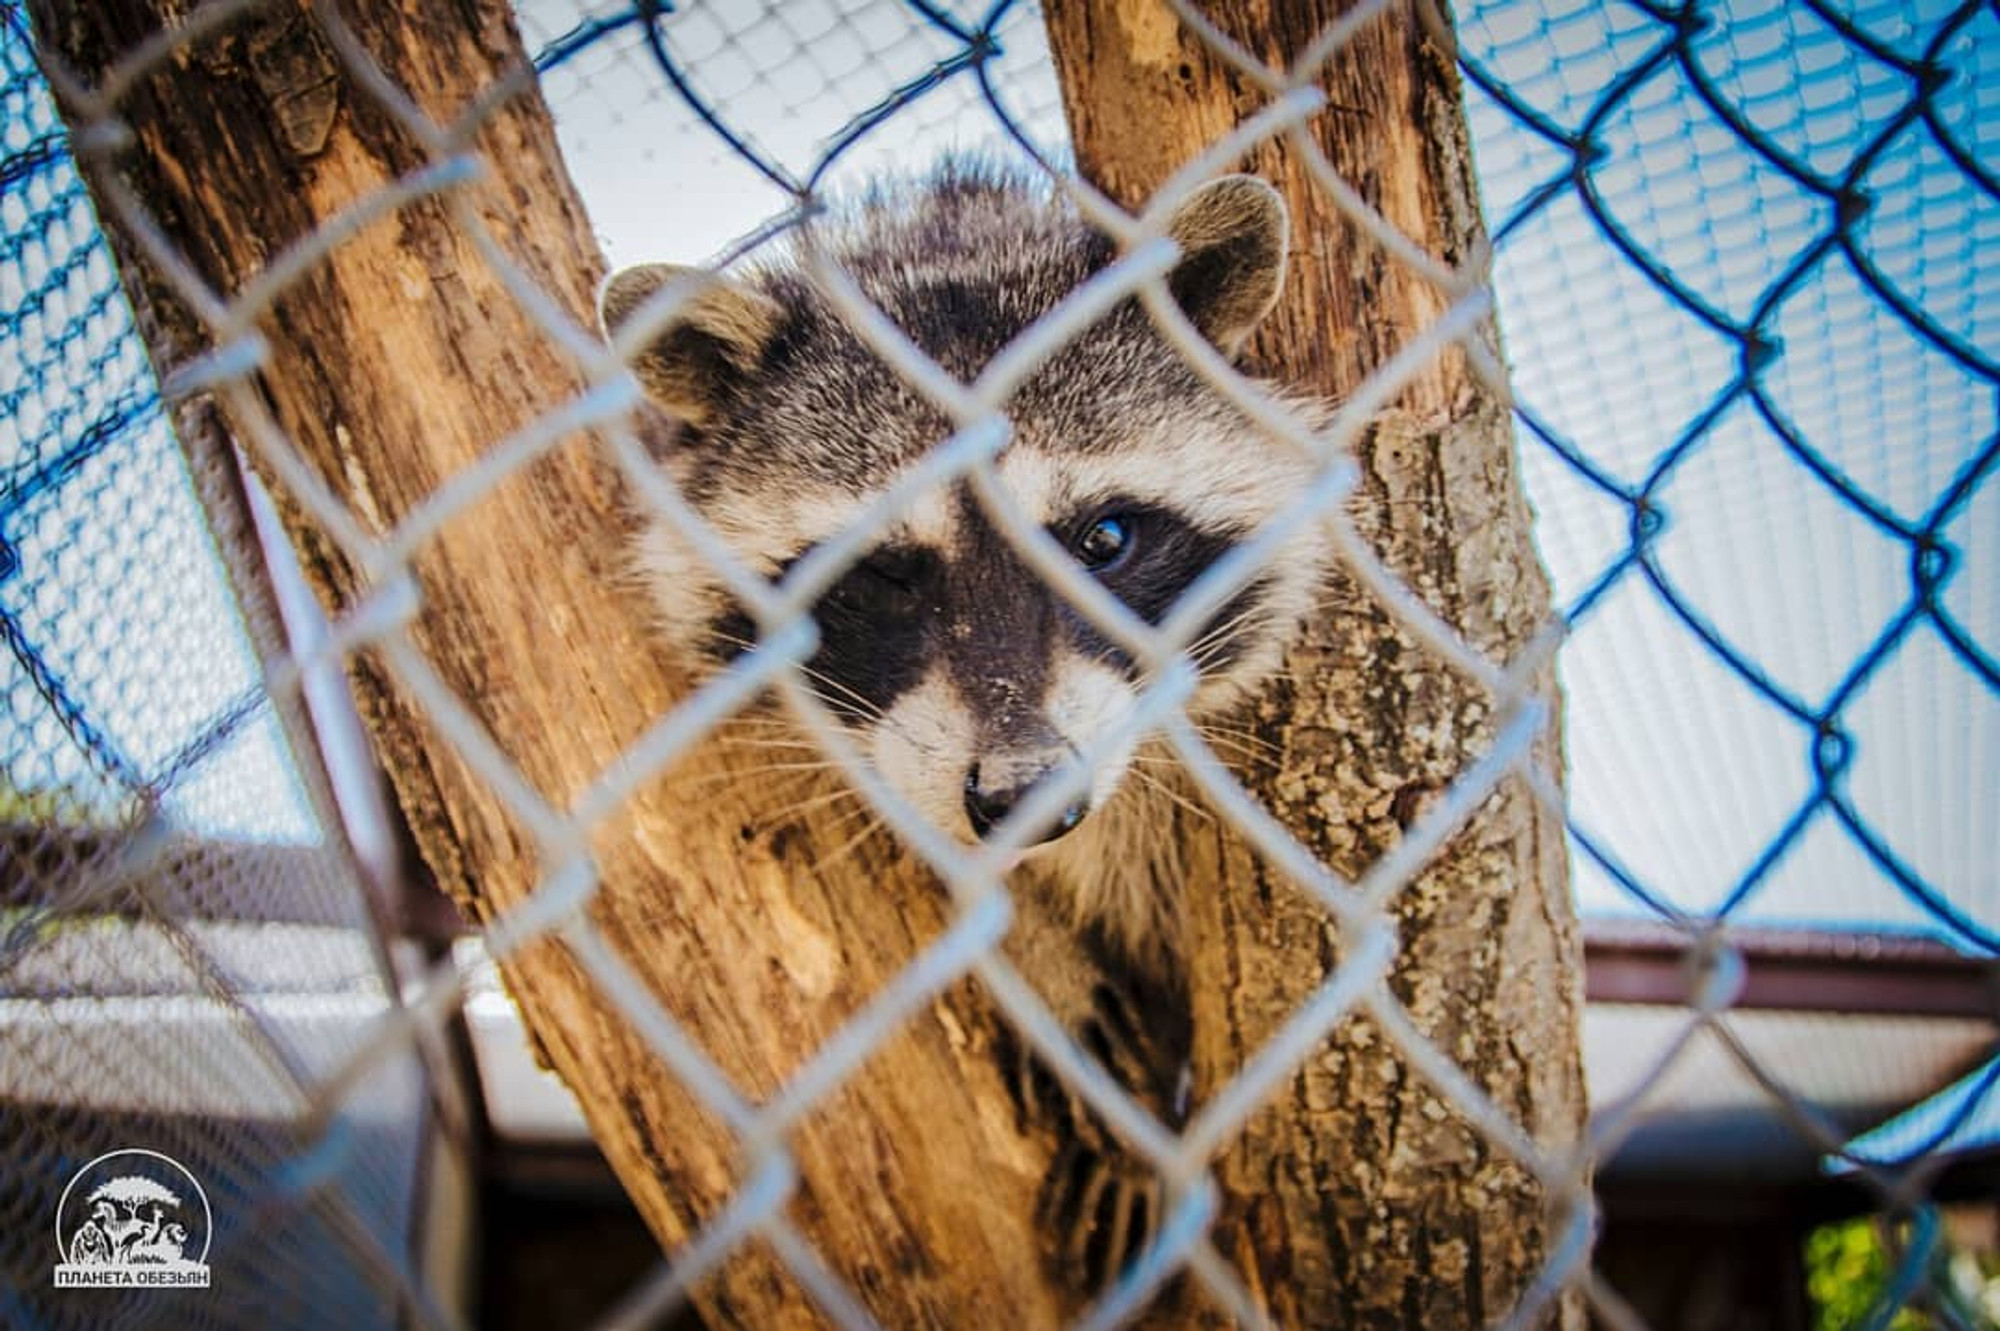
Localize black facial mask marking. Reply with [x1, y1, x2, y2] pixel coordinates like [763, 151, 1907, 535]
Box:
[707, 544, 938, 723]
[705, 498, 1259, 728]
[1051, 500, 1250, 674]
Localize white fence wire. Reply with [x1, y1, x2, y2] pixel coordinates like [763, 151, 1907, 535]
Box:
[3, 0, 1994, 1328]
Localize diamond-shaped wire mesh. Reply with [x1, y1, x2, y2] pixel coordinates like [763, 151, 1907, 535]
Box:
[0, 7, 442, 1328]
[2, 0, 1993, 1329]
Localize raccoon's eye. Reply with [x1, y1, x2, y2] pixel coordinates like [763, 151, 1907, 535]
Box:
[1073, 515, 1135, 572]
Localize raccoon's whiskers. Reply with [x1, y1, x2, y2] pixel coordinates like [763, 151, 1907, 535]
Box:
[710, 630, 893, 724]
[716, 641, 939, 774]
[662, 762, 833, 803]
[713, 728, 822, 750]
[1193, 727, 1284, 767]
[713, 757, 850, 777]
[733, 777, 874, 851]
[715, 719, 827, 748]
[1197, 721, 1281, 752]
[1129, 766, 1215, 827]
[1125, 737, 1185, 772]
[706, 643, 948, 793]
[1313, 577, 1368, 611]
[1185, 606, 1271, 672]
[790, 671, 889, 725]
[806, 812, 884, 878]
[1186, 605, 1256, 652]
[764, 783, 866, 824]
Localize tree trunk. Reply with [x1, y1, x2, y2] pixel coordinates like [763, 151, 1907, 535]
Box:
[1043, 2, 1588, 1327]
[35, 4, 1060, 1326]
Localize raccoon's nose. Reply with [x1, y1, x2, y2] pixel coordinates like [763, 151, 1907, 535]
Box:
[963, 764, 1089, 844]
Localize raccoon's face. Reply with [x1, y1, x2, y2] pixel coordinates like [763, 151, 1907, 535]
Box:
[603, 171, 1327, 850]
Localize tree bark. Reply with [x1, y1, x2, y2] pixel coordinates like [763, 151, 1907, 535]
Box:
[1043, 2, 1587, 1327]
[36, 3, 1060, 1326]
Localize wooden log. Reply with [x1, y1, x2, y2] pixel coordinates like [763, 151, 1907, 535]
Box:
[1043, 2, 1588, 1326]
[36, 3, 1058, 1325]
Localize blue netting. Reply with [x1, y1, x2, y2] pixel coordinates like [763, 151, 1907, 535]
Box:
[0, 8, 315, 842]
[1456, 0, 1995, 947]
[0, 11, 432, 1331]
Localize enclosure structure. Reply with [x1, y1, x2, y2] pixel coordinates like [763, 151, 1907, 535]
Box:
[1, 1, 1994, 1329]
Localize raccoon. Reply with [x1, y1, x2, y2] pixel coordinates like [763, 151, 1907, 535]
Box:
[600, 163, 1330, 1293]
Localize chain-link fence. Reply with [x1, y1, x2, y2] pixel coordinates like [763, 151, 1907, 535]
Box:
[0, 5, 448, 1328]
[2, 0, 1993, 1328]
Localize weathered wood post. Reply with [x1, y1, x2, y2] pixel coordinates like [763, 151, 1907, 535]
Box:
[35, 4, 1062, 1325]
[1044, 2, 1588, 1325]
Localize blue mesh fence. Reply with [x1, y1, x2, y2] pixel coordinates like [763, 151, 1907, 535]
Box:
[1456, 0, 1996, 948]
[1, 7, 439, 1330]
[1, 0, 1993, 1328]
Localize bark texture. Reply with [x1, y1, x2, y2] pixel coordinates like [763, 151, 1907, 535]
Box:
[37, 3, 1059, 1326]
[1043, 2, 1587, 1326]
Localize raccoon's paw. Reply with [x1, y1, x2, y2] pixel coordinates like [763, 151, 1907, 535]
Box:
[1077, 978, 1190, 1125]
[1037, 1137, 1163, 1295]
[987, 909, 1191, 1297]
[992, 978, 1188, 1140]
[1026, 979, 1188, 1297]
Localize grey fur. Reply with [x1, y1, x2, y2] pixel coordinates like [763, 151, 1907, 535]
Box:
[603, 163, 1328, 1296]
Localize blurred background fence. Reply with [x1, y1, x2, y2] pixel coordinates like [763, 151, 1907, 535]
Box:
[2, 0, 1994, 1328]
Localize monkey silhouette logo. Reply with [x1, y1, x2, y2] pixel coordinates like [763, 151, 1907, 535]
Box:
[53, 1149, 211, 1288]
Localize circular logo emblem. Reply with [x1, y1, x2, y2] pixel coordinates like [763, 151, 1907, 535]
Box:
[52, 1148, 212, 1289]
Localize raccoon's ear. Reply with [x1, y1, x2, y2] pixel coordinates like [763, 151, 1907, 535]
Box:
[598, 263, 783, 427]
[1161, 175, 1289, 360]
